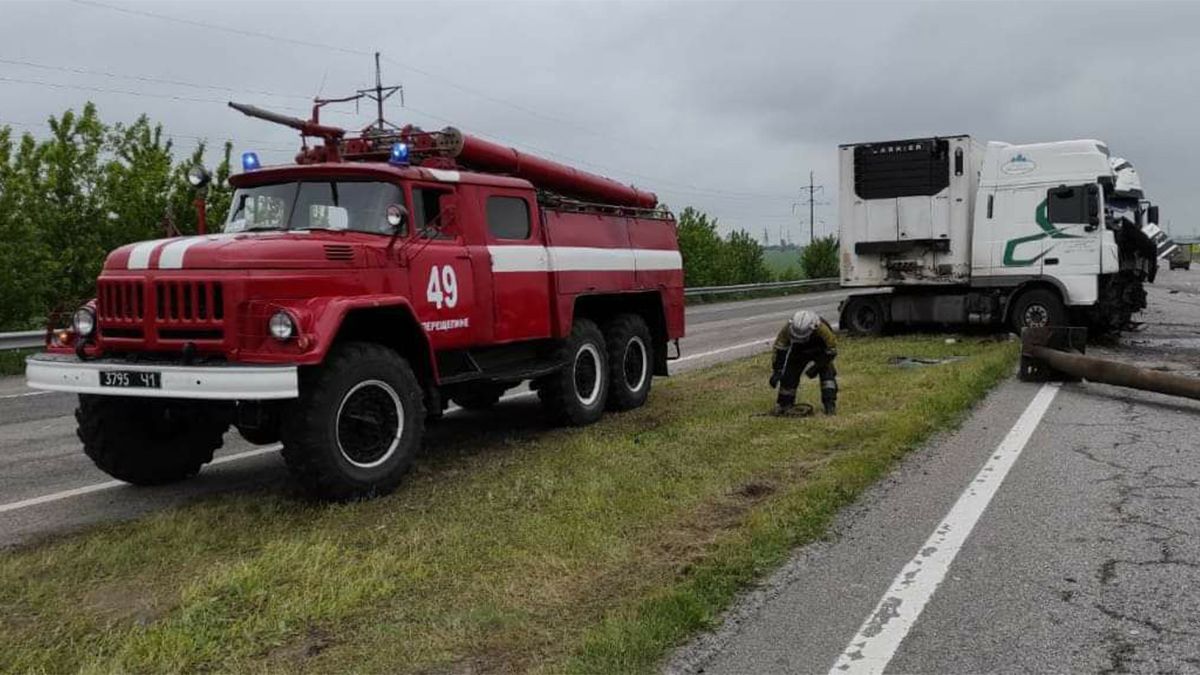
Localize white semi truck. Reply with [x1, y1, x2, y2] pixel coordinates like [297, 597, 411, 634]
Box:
[837, 136, 1162, 334]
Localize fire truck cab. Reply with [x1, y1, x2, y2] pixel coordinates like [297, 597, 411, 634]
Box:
[26, 112, 684, 500]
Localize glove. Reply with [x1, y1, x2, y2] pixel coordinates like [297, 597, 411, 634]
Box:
[805, 363, 820, 379]
[769, 371, 781, 388]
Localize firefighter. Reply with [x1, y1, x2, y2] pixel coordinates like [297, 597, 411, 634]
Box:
[768, 309, 838, 415]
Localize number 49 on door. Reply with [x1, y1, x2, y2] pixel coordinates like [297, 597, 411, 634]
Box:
[426, 265, 459, 309]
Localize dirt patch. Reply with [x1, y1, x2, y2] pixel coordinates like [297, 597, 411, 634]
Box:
[84, 579, 169, 626]
[733, 481, 777, 501]
[265, 626, 334, 667]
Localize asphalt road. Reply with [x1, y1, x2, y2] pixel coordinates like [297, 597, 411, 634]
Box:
[0, 289, 847, 548]
[669, 268, 1200, 674]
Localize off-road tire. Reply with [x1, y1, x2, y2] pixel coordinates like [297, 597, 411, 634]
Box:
[76, 395, 229, 485]
[841, 295, 886, 336]
[451, 385, 507, 411]
[1010, 288, 1067, 334]
[538, 319, 609, 426]
[281, 342, 425, 501]
[603, 314, 653, 411]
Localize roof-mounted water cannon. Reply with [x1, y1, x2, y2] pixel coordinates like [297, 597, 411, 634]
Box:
[227, 101, 348, 163]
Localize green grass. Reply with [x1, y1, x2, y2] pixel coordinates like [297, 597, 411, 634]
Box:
[0, 348, 36, 377]
[0, 336, 1017, 673]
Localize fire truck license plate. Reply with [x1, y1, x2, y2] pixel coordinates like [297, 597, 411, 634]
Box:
[99, 370, 161, 389]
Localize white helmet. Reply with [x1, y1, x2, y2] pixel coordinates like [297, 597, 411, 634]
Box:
[789, 310, 819, 341]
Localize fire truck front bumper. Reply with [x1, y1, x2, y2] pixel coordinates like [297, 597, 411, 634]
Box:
[25, 354, 299, 400]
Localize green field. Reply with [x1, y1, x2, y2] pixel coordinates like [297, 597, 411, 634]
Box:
[0, 337, 1017, 673]
[762, 248, 801, 277]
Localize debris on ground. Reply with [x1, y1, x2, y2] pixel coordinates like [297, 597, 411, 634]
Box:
[888, 356, 965, 368]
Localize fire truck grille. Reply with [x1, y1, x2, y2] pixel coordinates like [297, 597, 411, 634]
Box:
[155, 281, 225, 323]
[97, 280, 145, 322]
[97, 279, 226, 344]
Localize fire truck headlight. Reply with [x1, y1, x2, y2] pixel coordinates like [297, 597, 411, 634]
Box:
[268, 311, 296, 341]
[72, 307, 96, 337]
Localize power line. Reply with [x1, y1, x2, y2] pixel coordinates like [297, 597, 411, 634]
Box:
[0, 75, 361, 121]
[0, 57, 312, 101]
[68, 0, 365, 56]
[66, 1, 644, 150]
[2, 119, 298, 154]
[65, 0, 796, 200]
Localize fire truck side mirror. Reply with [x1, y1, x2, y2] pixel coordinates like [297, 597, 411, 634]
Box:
[1148, 205, 1160, 225]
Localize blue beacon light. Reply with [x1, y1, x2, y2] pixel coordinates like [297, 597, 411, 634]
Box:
[241, 151, 261, 171]
[389, 142, 410, 166]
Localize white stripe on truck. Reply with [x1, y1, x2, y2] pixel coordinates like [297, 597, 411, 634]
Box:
[488, 246, 681, 273]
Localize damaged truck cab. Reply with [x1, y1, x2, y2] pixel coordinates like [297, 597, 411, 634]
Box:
[838, 136, 1162, 334]
[26, 111, 684, 500]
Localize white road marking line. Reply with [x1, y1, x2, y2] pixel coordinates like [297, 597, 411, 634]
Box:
[829, 383, 1060, 675]
[0, 445, 283, 514]
[0, 391, 50, 400]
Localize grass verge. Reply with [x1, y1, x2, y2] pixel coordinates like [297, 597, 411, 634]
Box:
[0, 336, 1016, 673]
[0, 348, 36, 377]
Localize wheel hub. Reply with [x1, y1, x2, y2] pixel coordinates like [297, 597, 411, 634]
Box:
[623, 337, 648, 392]
[336, 380, 404, 469]
[574, 344, 602, 406]
[1024, 304, 1050, 328]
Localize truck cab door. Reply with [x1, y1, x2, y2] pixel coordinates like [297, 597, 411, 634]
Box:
[480, 190, 552, 343]
[990, 187, 1047, 276]
[406, 184, 478, 350]
[1041, 183, 1102, 286]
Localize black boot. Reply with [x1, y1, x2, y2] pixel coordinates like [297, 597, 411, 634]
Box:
[821, 389, 837, 416]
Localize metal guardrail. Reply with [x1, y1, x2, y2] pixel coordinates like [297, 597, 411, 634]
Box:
[0, 279, 841, 352]
[683, 277, 839, 297]
[0, 330, 44, 352]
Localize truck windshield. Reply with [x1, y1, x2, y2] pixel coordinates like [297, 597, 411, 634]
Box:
[225, 180, 402, 235]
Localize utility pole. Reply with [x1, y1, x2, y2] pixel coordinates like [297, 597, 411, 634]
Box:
[763, 227, 770, 247]
[359, 52, 403, 132]
[793, 171, 828, 244]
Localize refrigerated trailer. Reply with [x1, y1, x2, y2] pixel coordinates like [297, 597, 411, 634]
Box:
[837, 136, 1161, 334]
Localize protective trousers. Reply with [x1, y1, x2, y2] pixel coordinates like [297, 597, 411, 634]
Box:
[777, 347, 838, 413]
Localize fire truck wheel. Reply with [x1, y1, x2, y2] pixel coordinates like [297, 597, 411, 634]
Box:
[451, 385, 507, 411]
[281, 342, 424, 501]
[76, 395, 229, 485]
[603, 314, 653, 411]
[539, 318, 609, 426]
[1010, 288, 1066, 333]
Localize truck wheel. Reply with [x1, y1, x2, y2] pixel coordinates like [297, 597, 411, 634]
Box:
[281, 342, 424, 501]
[451, 385, 507, 411]
[603, 314, 653, 411]
[76, 395, 229, 485]
[841, 296, 886, 336]
[1010, 288, 1067, 333]
[539, 319, 609, 425]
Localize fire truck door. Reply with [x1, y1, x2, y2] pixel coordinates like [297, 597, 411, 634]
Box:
[482, 191, 552, 343]
[407, 185, 476, 349]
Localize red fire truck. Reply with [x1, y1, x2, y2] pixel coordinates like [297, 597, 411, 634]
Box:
[26, 103, 685, 500]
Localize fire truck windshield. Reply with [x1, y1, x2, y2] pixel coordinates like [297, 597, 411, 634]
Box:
[225, 180, 403, 235]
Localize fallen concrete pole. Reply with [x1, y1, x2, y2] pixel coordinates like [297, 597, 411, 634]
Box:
[1025, 344, 1200, 401]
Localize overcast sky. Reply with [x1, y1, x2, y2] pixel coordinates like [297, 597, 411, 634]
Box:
[2, 0, 1198, 240]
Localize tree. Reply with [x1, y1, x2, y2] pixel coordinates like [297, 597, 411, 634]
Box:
[799, 235, 840, 280]
[0, 104, 234, 330]
[676, 207, 725, 287]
